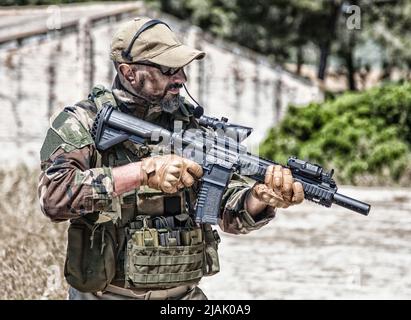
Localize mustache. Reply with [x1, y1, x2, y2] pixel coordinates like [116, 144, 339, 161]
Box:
[167, 83, 183, 90]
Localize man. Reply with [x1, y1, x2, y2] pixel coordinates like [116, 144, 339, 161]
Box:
[38, 17, 304, 300]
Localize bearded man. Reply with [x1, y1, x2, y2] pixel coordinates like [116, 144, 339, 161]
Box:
[38, 17, 304, 300]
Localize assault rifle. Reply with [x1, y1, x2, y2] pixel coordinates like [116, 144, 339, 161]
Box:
[91, 106, 371, 224]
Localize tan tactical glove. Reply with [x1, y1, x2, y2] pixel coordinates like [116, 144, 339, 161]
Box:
[140, 155, 203, 193]
[251, 165, 304, 208]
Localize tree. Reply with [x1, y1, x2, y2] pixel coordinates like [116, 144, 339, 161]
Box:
[147, 0, 411, 90]
[144, 0, 347, 83]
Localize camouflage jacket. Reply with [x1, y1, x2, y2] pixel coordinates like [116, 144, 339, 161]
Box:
[38, 81, 276, 235]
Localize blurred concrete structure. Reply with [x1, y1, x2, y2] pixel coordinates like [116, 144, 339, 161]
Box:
[0, 2, 322, 167]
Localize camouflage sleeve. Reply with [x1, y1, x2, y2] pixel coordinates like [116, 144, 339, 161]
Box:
[218, 174, 276, 234]
[38, 106, 115, 222]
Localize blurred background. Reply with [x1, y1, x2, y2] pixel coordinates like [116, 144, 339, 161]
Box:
[0, 0, 410, 300]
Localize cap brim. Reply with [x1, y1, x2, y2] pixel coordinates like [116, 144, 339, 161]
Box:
[148, 44, 205, 68]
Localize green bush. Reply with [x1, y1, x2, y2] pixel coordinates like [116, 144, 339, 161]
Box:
[260, 82, 411, 186]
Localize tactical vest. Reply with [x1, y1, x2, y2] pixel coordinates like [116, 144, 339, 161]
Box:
[65, 85, 220, 292]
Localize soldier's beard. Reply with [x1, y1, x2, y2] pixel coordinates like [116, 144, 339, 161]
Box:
[160, 94, 182, 113]
[138, 81, 183, 114]
[119, 73, 182, 114]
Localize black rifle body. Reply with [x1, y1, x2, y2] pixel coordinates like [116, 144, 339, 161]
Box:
[91, 106, 371, 224]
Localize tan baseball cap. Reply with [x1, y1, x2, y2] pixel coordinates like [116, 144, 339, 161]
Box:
[110, 17, 205, 68]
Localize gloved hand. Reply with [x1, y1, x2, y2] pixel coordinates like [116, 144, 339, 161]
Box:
[251, 165, 304, 208]
[140, 155, 203, 193]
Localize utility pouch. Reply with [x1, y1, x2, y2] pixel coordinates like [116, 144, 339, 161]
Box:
[202, 224, 221, 277]
[124, 242, 205, 289]
[124, 215, 205, 289]
[181, 228, 203, 246]
[137, 187, 185, 216]
[64, 213, 117, 292]
[132, 228, 159, 247]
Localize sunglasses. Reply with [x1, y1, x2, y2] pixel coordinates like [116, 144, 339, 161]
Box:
[133, 61, 183, 76]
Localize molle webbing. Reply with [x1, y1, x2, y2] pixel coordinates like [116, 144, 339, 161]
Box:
[133, 251, 204, 266]
[125, 243, 205, 287]
[131, 270, 204, 284]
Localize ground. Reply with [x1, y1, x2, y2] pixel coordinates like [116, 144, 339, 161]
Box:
[201, 186, 411, 299]
[1, 167, 409, 300]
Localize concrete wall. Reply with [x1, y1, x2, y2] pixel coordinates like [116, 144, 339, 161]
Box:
[0, 2, 323, 167]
